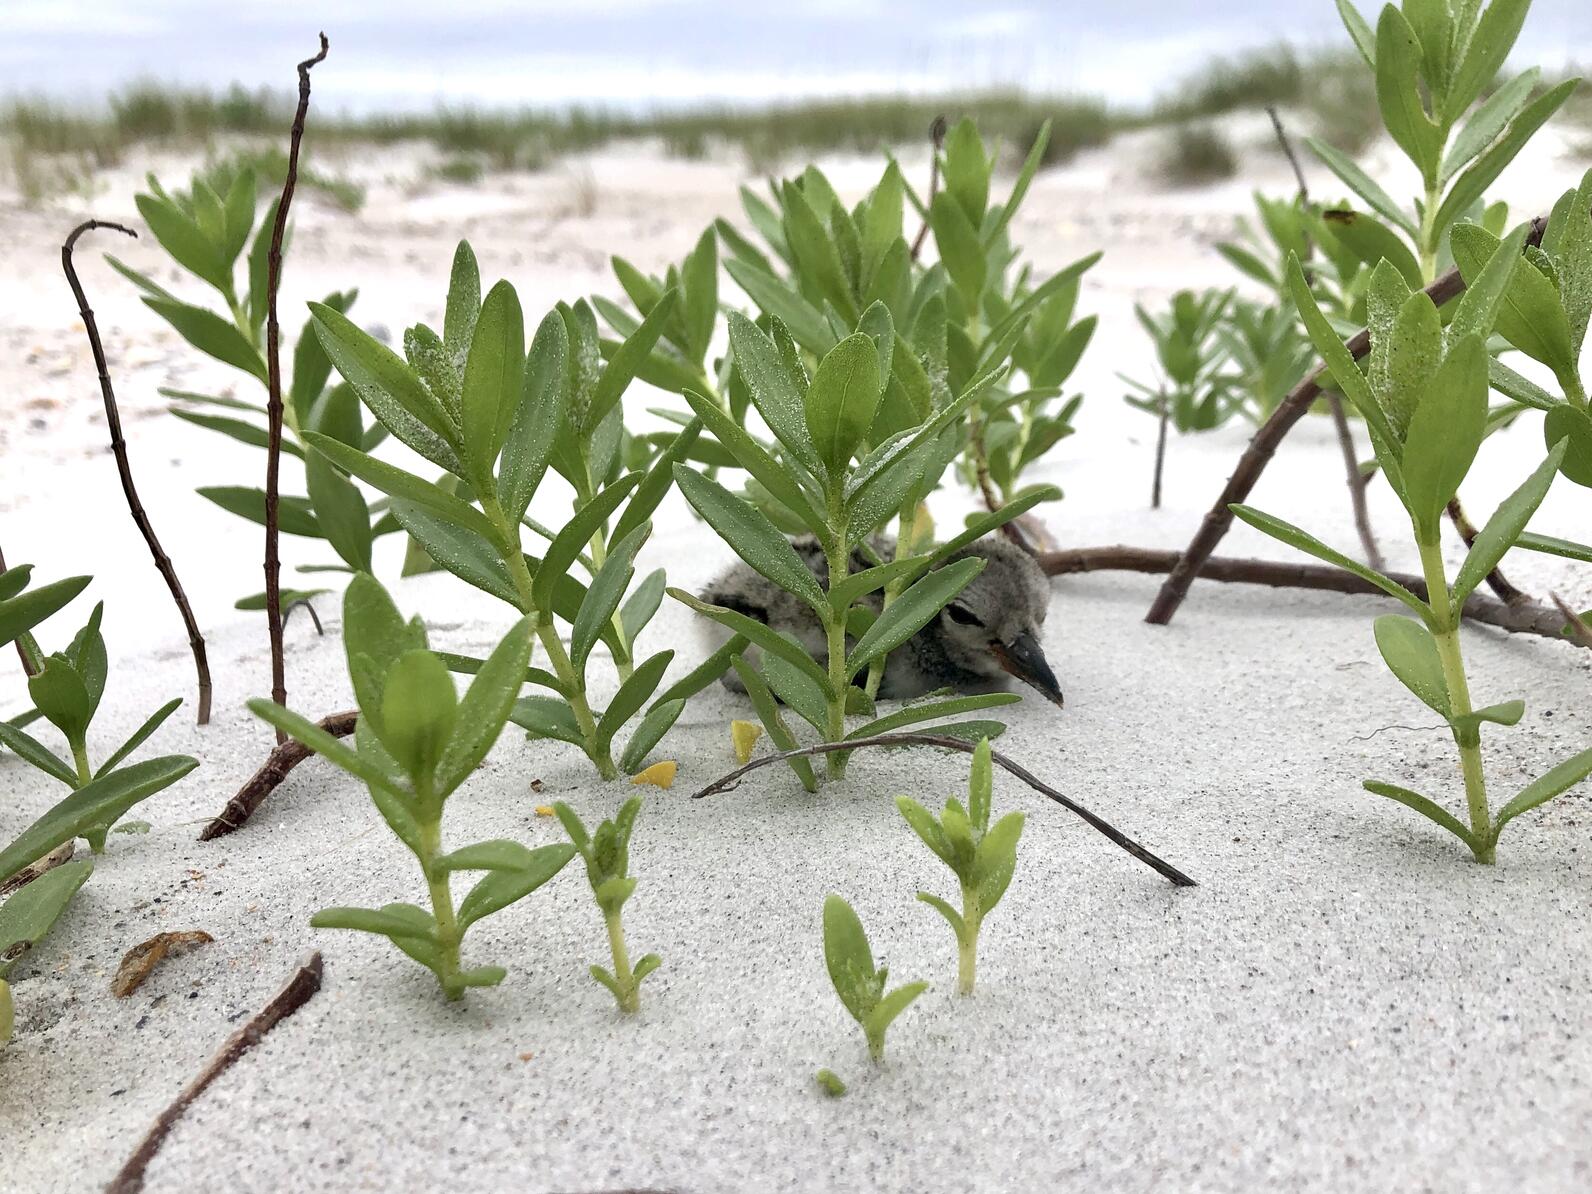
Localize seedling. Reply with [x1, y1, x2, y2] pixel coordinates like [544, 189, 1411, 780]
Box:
[1122, 289, 1239, 507]
[896, 737, 1024, 994]
[1232, 235, 1592, 862]
[0, 574, 195, 876]
[304, 242, 694, 780]
[821, 893, 926, 1064]
[814, 1068, 847, 1097]
[249, 574, 575, 998]
[553, 796, 659, 1013]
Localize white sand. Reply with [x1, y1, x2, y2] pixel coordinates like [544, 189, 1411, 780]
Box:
[4, 125, 1592, 1192]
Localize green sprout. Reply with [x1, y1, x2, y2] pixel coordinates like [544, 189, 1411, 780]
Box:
[0, 569, 195, 874]
[896, 737, 1024, 995]
[814, 1068, 847, 1098]
[249, 573, 575, 999]
[553, 796, 660, 1014]
[821, 893, 926, 1064]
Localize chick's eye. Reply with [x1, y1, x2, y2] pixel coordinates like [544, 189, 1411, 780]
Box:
[947, 604, 983, 627]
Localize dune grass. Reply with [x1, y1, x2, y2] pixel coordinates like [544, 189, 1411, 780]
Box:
[0, 44, 1491, 204]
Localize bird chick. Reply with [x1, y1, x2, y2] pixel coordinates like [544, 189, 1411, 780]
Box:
[698, 535, 1063, 706]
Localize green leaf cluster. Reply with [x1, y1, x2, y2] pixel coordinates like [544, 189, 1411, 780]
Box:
[896, 737, 1024, 995]
[250, 574, 575, 1000]
[821, 893, 927, 1064]
[554, 796, 660, 1013]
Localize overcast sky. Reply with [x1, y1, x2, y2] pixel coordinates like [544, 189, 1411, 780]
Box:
[6, 1, 1590, 113]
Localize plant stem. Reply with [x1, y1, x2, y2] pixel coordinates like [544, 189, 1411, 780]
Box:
[603, 907, 639, 1014]
[823, 518, 851, 781]
[483, 494, 617, 780]
[863, 505, 916, 700]
[957, 883, 982, 996]
[417, 815, 464, 999]
[1417, 179, 1441, 283]
[1418, 537, 1493, 861]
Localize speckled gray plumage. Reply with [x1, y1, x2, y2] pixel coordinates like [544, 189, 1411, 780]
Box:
[699, 534, 1056, 699]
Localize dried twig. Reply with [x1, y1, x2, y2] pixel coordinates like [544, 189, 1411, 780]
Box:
[1446, 495, 1528, 605]
[61, 221, 212, 724]
[1045, 544, 1586, 644]
[105, 952, 324, 1194]
[1266, 105, 1310, 203]
[1327, 393, 1385, 571]
[198, 709, 356, 841]
[908, 115, 947, 261]
[1144, 215, 1550, 628]
[283, 598, 324, 636]
[692, 732, 1197, 887]
[263, 32, 329, 744]
[1151, 397, 1171, 509]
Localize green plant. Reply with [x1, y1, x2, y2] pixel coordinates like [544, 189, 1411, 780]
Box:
[1455, 168, 1592, 477]
[249, 574, 575, 999]
[669, 308, 1031, 785]
[1312, 0, 1579, 280]
[0, 859, 93, 1046]
[896, 738, 1023, 995]
[1122, 289, 1238, 506]
[113, 169, 392, 608]
[821, 893, 926, 1064]
[0, 572, 195, 872]
[304, 242, 700, 780]
[1154, 123, 1238, 186]
[1231, 239, 1592, 862]
[554, 796, 659, 1013]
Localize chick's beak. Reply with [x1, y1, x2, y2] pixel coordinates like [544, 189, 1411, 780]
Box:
[991, 630, 1064, 708]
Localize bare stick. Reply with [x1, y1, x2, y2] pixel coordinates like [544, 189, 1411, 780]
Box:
[283, 598, 324, 636]
[1446, 495, 1528, 605]
[105, 952, 323, 1194]
[1266, 105, 1310, 203]
[1144, 215, 1549, 628]
[1045, 544, 1585, 644]
[1151, 397, 1170, 509]
[199, 710, 356, 841]
[61, 221, 213, 724]
[909, 115, 947, 262]
[1327, 393, 1385, 571]
[1550, 594, 1592, 650]
[263, 33, 329, 745]
[692, 732, 1196, 887]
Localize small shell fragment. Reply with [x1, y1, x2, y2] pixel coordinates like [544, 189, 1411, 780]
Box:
[731, 720, 763, 764]
[631, 761, 678, 789]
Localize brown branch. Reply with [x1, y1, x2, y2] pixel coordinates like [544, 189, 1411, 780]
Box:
[105, 952, 323, 1194]
[198, 710, 356, 841]
[1266, 105, 1309, 204]
[1446, 495, 1528, 605]
[1151, 397, 1171, 509]
[1144, 215, 1550, 628]
[61, 221, 212, 724]
[1046, 544, 1586, 643]
[908, 115, 947, 262]
[692, 732, 1197, 887]
[1327, 393, 1385, 571]
[263, 32, 329, 745]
